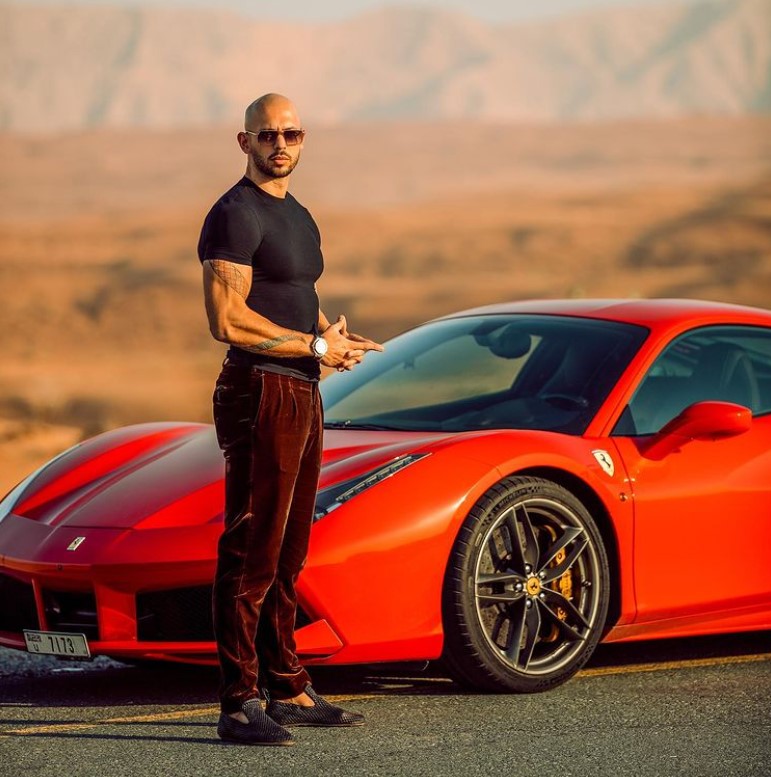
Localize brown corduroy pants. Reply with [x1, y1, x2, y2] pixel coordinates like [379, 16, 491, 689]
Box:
[211, 361, 321, 713]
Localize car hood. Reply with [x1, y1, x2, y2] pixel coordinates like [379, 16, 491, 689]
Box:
[11, 423, 221, 530]
[7, 423, 451, 531]
[321, 429, 450, 473]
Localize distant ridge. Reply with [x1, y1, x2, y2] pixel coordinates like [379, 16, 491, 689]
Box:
[1, 0, 769, 130]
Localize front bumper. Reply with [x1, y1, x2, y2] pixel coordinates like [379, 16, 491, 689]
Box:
[0, 516, 344, 663]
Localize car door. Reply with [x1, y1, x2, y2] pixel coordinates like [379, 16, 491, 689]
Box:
[611, 325, 771, 624]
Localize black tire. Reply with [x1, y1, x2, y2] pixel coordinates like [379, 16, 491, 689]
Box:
[442, 475, 610, 693]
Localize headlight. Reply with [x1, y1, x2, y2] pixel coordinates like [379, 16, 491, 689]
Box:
[313, 453, 429, 521]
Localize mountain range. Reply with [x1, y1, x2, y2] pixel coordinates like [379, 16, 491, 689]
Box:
[1, 0, 769, 131]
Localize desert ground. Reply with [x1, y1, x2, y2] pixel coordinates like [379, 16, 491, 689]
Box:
[1, 117, 770, 493]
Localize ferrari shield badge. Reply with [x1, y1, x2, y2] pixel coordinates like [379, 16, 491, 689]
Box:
[591, 449, 615, 477]
[66, 537, 86, 551]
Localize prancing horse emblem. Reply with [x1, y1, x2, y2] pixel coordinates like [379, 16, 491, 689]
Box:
[591, 449, 615, 477]
[66, 537, 86, 551]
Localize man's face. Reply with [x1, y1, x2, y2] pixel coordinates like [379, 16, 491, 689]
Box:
[242, 99, 304, 179]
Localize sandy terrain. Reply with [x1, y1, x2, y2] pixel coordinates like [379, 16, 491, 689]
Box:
[1, 117, 770, 493]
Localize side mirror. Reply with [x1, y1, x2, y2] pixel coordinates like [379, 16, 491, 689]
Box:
[642, 401, 752, 461]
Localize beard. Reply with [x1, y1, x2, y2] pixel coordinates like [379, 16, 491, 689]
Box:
[251, 149, 300, 179]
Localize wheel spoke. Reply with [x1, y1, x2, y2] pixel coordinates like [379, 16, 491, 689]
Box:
[515, 503, 540, 569]
[502, 508, 526, 572]
[538, 599, 587, 642]
[538, 526, 584, 571]
[476, 590, 525, 605]
[540, 536, 589, 583]
[541, 588, 592, 631]
[486, 534, 504, 568]
[476, 571, 525, 605]
[504, 598, 527, 665]
[520, 601, 542, 669]
[477, 572, 525, 586]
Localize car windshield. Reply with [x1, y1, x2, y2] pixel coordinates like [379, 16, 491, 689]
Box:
[322, 314, 647, 435]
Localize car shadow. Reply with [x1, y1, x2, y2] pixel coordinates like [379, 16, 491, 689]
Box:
[0, 630, 768, 710]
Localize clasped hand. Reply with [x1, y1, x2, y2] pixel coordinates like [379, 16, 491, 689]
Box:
[320, 315, 384, 371]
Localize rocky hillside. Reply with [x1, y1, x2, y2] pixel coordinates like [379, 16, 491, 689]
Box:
[1, 0, 769, 130]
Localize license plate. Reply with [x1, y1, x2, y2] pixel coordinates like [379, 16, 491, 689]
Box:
[24, 630, 91, 658]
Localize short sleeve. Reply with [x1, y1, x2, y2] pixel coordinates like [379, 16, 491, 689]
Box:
[198, 199, 263, 266]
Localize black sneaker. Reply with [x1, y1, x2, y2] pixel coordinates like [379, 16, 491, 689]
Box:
[217, 699, 295, 745]
[266, 685, 365, 727]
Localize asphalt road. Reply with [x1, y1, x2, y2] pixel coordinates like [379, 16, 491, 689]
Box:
[1, 633, 769, 777]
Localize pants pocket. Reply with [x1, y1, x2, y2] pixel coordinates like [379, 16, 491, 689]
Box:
[212, 380, 253, 454]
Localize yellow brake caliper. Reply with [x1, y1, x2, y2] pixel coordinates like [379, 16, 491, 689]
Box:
[542, 527, 573, 641]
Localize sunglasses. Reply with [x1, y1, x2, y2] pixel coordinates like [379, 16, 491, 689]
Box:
[244, 129, 305, 146]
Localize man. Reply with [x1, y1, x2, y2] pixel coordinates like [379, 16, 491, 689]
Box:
[199, 93, 383, 746]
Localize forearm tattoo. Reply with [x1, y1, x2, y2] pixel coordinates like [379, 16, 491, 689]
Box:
[208, 259, 250, 299]
[242, 334, 306, 353]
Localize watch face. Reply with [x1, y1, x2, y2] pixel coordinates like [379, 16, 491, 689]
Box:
[313, 337, 328, 357]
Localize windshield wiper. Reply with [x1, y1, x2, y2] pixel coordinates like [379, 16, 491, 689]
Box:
[324, 421, 399, 431]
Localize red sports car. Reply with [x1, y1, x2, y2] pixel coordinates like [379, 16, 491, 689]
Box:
[1, 298, 770, 693]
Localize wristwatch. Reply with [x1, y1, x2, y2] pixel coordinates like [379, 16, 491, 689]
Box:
[310, 335, 328, 361]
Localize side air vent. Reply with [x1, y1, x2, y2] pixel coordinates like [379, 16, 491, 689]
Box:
[0, 573, 39, 632]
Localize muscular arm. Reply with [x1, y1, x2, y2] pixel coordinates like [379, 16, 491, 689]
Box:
[203, 259, 313, 357]
[203, 259, 380, 369]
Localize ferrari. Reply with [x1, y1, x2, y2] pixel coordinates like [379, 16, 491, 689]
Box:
[1, 298, 770, 693]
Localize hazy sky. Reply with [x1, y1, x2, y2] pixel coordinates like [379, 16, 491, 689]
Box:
[13, 0, 704, 23]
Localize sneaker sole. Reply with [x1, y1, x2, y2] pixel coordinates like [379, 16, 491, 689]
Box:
[278, 720, 366, 728]
[218, 733, 295, 746]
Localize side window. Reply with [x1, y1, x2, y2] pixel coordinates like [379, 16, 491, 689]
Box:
[613, 326, 771, 436]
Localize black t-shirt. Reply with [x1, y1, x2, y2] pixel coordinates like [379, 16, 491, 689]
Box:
[198, 177, 323, 380]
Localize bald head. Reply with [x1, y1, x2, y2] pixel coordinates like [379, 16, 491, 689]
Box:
[238, 94, 305, 190]
[244, 93, 299, 130]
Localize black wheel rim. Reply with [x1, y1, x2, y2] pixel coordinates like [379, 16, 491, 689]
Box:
[473, 496, 601, 676]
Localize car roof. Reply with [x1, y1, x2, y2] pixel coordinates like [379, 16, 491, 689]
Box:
[436, 298, 771, 330]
